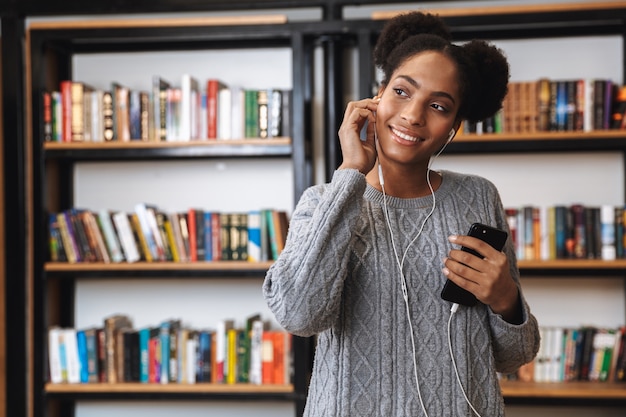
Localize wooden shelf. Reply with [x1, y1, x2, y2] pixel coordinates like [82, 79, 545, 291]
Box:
[42, 138, 293, 160]
[45, 261, 274, 272]
[45, 382, 293, 395]
[518, 259, 626, 270]
[44, 261, 274, 278]
[43, 138, 291, 150]
[500, 380, 626, 400]
[372, 1, 626, 20]
[456, 130, 626, 142]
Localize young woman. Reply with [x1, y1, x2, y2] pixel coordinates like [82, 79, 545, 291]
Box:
[264, 11, 540, 417]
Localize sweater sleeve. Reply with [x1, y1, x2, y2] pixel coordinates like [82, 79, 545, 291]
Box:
[263, 169, 367, 336]
[483, 180, 541, 373]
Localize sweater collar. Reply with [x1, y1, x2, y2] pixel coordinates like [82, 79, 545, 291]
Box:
[365, 170, 456, 209]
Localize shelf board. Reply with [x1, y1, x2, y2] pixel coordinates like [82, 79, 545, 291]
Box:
[447, 130, 626, 153]
[517, 259, 626, 277]
[372, 2, 626, 20]
[44, 259, 626, 277]
[45, 382, 293, 394]
[44, 261, 274, 278]
[456, 130, 626, 142]
[44, 382, 297, 401]
[518, 259, 626, 270]
[500, 380, 626, 400]
[42, 138, 292, 160]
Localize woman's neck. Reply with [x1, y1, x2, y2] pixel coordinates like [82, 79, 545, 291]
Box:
[365, 165, 442, 198]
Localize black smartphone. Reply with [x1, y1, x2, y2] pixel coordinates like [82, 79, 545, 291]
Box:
[440, 223, 508, 307]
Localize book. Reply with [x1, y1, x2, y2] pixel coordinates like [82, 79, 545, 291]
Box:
[62, 328, 81, 383]
[102, 90, 114, 141]
[239, 313, 261, 383]
[138, 327, 151, 383]
[244, 89, 259, 138]
[168, 212, 188, 262]
[152, 76, 171, 141]
[181, 74, 201, 141]
[50, 90, 63, 142]
[111, 81, 131, 141]
[89, 89, 104, 142]
[48, 213, 65, 262]
[103, 314, 132, 383]
[166, 87, 182, 141]
[257, 89, 269, 139]
[249, 319, 265, 385]
[197, 330, 212, 382]
[206, 78, 228, 139]
[57, 211, 81, 263]
[76, 329, 89, 383]
[70, 81, 95, 142]
[214, 319, 234, 383]
[96, 210, 125, 263]
[247, 210, 262, 262]
[59, 80, 73, 142]
[111, 211, 141, 263]
[134, 203, 166, 261]
[129, 89, 145, 140]
[84, 327, 100, 383]
[218, 83, 232, 139]
[268, 89, 283, 137]
[128, 213, 151, 261]
[48, 327, 64, 383]
[203, 211, 213, 261]
[42, 91, 52, 141]
[261, 331, 275, 384]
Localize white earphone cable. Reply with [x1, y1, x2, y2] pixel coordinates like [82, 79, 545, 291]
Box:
[376, 128, 450, 417]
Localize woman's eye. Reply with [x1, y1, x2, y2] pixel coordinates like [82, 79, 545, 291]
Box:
[432, 103, 447, 112]
[393, 88, 408, 97]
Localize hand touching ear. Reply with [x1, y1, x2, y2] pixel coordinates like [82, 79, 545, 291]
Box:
[338, 96, 380, 175]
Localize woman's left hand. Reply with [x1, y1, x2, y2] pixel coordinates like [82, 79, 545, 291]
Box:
[442, 234, 521, 323]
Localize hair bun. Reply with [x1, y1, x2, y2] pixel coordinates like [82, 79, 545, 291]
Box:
[461, 40, 510, 122]
[374, 12, 451, 70]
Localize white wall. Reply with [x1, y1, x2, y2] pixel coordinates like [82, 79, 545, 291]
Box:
[36, 1, 626, 416]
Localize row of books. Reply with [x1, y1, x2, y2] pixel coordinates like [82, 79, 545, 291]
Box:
[505, 204, 625, 261]
[48, 205, 289, 264]
[41, 76, 291, 143]
[462, 78, 621, 135]
[500, 325, 626, 384]
[48, 313, 292, 385]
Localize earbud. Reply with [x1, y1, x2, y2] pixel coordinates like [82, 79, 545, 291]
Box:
[447, 128, 456, 143]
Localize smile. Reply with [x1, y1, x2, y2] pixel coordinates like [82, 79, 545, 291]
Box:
[391, 127, 423, 142]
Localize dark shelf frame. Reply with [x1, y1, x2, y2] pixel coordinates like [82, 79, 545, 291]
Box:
[27, 17, 319, 417]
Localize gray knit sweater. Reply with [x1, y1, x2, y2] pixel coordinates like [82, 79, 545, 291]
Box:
[263, 169, 540, 417]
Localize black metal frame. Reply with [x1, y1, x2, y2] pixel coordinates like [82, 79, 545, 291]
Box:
[4, 1, 626, 417]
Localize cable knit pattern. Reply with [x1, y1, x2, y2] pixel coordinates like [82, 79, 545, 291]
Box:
[263, 169, 540, 417]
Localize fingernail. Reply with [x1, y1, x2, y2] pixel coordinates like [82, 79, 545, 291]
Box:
[448, 235, 458, 242]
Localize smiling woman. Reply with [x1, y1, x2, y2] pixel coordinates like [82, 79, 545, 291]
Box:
[264, 10, 539, 417]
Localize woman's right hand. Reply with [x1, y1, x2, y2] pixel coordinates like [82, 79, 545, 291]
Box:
[337, 97, 380, 174]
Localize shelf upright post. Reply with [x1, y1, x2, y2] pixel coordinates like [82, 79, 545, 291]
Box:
[1, 13, 29, 417]
[291, 29, 314, 202]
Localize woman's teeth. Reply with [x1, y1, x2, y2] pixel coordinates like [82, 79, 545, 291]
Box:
[392, 128, 422, 142]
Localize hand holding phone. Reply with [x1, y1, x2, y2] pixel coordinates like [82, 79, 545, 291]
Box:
[440, 223, 508, 307]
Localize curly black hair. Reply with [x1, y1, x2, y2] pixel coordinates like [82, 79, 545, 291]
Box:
[373, 11, 509, 123]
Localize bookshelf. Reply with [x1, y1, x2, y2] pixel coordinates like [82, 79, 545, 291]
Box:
[25, 13, 318, 417]
[2, 1, 626, 417]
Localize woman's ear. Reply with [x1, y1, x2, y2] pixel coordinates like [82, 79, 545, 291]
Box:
[376, 85, 386, 99]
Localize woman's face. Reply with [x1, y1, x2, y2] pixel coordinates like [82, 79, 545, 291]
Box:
[375, 50, 461, 167]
